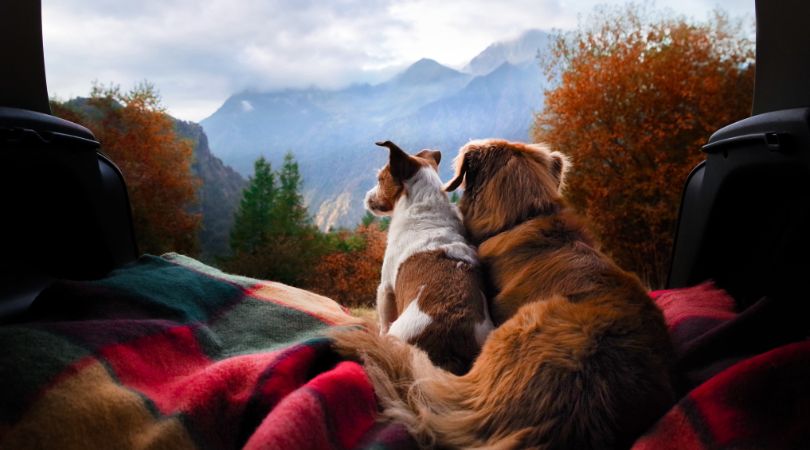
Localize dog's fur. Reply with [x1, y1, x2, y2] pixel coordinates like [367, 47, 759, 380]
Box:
[363, 140, 492, 374]
[333, 139, 674, 449]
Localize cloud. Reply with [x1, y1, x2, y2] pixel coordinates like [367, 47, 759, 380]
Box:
[41, 0, 754, 121]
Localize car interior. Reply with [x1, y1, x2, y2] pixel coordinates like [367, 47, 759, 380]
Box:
[0, 0, 808, 447]
[4, 0, 807, 321]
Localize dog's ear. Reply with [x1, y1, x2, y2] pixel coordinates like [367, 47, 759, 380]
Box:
[549, 151, 570, 189]
[416, 149, 441, 166]
[444, 153, 468, 192]
[376, 140, 420, 181]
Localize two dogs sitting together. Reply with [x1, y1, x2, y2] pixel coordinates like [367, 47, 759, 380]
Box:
[333, 139, 674, 449]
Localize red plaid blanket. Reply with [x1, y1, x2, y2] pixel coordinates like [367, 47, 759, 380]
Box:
[0, 256, 807, 449]
[634, 283, 810, 449]
[0, 254, 414, 449]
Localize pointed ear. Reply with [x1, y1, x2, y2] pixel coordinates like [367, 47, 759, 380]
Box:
[376, 140, 420, 181]
[444, 153, 468, 192]
[416, 149, 441, 165]
[549, 151, 570, 189]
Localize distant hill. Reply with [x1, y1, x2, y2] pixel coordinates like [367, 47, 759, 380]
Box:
[201, 29, 552, 230]
[173, 120, 246, 261]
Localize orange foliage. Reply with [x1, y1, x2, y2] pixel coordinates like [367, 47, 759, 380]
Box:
[306, 224, 387, 308]
[533, 6, 754, 287]
[52, 84, 201, 255]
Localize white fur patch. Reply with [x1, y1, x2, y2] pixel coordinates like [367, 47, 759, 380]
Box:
[388, 287, 432, 342]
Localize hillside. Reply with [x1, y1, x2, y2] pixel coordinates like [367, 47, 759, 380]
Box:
[173, 120, 246, 261]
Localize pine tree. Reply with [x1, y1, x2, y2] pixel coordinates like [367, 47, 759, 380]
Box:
[360, 211, 390, 231]
[230, 157, 276, 253]
[226, 152, 329, 286]
[273, 152, 309, 234]
[361, 211, 376, 227]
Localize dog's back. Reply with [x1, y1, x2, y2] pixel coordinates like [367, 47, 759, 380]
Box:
[390, 249, 490, 374]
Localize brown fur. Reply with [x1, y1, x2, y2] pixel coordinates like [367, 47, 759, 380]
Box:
[366, 140, 488, 375]
[395, 250, 487, 374]
[333, 139, 674, 449]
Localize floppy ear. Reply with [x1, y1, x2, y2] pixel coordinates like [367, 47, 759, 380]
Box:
[444, 153, 468, 192]
[416, 149, 441, 166]
[376, 140, 420, 181]
[549, 151, 570, 188]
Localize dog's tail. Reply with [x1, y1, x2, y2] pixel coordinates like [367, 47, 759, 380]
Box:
[329, 321, 529, 449]
[331, 296, 674, 450]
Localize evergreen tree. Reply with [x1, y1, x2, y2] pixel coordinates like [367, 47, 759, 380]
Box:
[226, 152, 328, 286]
[361, 211, 376, 227]
[360, 211, 390, 231]
[379, 217, 390, 231]
[273, 152, 309, 234]
[230, 157, 275, 253]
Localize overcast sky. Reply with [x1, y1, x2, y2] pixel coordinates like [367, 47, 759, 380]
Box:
[42, 0, 755, 121]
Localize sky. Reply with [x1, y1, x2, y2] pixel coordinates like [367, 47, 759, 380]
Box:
[42, 0, 755, 122]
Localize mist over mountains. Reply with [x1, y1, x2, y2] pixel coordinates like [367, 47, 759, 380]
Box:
[200, 29, 552, 230]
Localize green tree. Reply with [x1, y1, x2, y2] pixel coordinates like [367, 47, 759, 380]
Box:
[230, 157, 276, 254]
[226, 152, 328, 286]
[360, 211, 390, 231]
[273, 152, 308, 234]
[361, 211, 376, 227]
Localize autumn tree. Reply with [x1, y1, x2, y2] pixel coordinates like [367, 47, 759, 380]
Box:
[306, 222, 387, 308]
[51, 83, 201, 255]
[533, 5, 754, 287]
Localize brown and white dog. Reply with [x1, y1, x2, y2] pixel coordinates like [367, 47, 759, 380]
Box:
[333, 139, 674, 449]
[363, 140, 493, 375]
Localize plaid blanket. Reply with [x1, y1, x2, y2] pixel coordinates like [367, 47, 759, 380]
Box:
[1, 256, 807, 449]
[0, 254, 414, 449]
[634, 283, 810, 449]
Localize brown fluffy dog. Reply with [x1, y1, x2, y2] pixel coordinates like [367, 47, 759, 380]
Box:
[332, 139, 674, 449]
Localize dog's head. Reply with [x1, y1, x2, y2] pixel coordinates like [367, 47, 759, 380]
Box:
[444, 139, 570, 243]
[365, 140, 442, 216]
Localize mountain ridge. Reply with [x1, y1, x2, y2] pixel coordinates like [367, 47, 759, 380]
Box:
[200, 29, 552, 230]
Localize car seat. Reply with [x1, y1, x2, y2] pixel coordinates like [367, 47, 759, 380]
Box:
[0, 1, 137, 321]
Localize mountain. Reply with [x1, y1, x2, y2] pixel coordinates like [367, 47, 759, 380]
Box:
[319, 61, 544, 226]
[393, 58, 468, 85]
[464, 29, 551, 76]
[200, 30, 552, 230]
[173, 120, 246, 261]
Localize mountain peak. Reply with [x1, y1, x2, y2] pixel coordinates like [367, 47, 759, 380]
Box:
[464, 29, 551, 76]
[393, 58, 465, 85]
